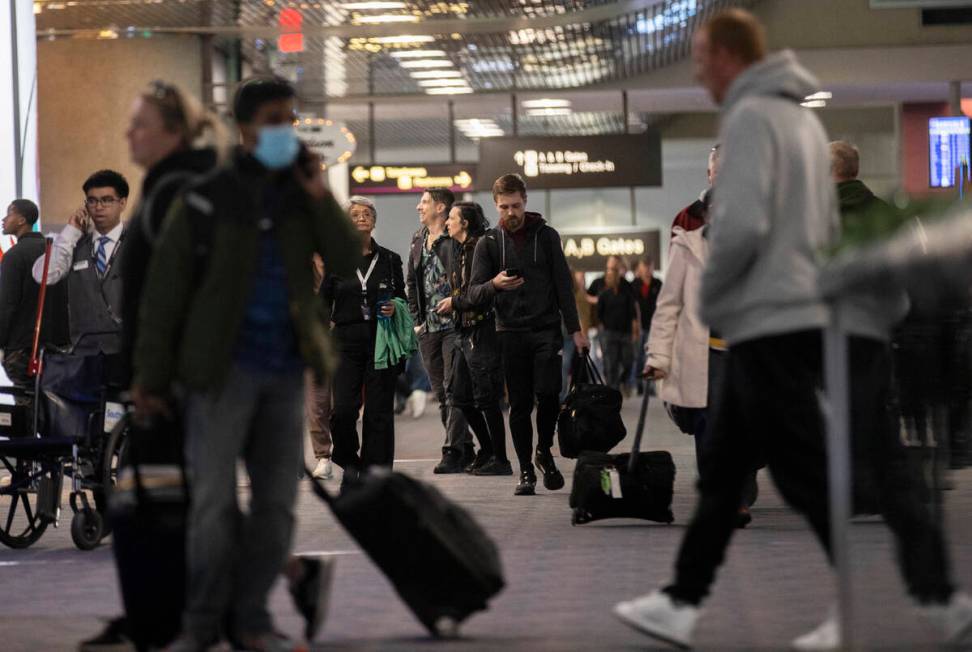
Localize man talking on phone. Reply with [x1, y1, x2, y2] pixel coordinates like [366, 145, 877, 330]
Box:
[468, 173, 588, 496]
[131, 76, 359, 651]
[32, 169, 129, 359]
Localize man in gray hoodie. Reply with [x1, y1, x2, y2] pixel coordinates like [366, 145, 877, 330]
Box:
[613, 10, 972, 650]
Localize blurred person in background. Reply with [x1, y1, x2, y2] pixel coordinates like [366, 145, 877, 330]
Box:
[671, 144, 720, 236]
[307, 253, 333, 480]
[596, 255, 639, 391]
[629, 256, 663, 396]
[561, 268, 594, 402]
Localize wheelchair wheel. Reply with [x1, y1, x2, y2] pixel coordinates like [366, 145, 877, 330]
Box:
[0, 456, 58, 549]
[70, 507, 103, 551]
[94, 414, 130, 525]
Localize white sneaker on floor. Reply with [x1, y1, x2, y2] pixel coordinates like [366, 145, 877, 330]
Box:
[792, 609, 839, 650]
[920, 590, 972, 644]
[312, 458, 333, 480]
[612, 590, 699, 649]
[410, 389, 428, 418]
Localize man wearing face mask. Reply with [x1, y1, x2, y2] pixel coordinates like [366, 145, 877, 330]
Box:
[132, 76, 359, 652]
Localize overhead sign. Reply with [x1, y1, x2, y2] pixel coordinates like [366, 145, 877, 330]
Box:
[559, 229, 661, 272]
[477, 133, 661, 190]
[295, 116, 356, 167]
[350, 163, 477, 194]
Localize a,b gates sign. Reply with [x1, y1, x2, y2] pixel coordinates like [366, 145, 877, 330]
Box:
[477, 133, 662, 190]
[560, 229, 662, 272]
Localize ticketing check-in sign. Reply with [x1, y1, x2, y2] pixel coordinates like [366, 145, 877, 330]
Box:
[477, 133, 661, 190]
[350, 164, 477, 194]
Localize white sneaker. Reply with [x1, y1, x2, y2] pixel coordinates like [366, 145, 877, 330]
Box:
[410, 390, 428, 419]
[312, 458, 333, 480]
[612, 590, 699, 649]
[919, 590, 972, 644]
[792, 609, 839, 650]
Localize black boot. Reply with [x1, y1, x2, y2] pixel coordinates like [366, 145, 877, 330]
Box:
[464, 449, 491, 474]
[474, 456, 513, 476]
[433, 448, 464, 474]
[458, 443, 477, 470]
[534, 447, 565, 491]
[514, 466, 537, 496]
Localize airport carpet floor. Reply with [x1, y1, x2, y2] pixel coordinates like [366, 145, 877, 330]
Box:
[2, 396, 972, 651]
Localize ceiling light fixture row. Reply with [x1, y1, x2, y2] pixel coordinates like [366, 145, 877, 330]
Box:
[801, 91, 832, 108]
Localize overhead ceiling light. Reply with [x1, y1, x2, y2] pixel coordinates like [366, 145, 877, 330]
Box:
[400, 59, 455, 68]
[353, 14, 420, 24]
[418, 79, 469, 87]
[409, 70, 463, 79]
[370, 35, 435, 44]
[805, 91, 832, 101]
[341, 1, 407, 8]
[526, 108, 572, 117]
[522, 98, 571, 109]
[800, 100, 827, 108]
[425, 87, 473, 95]
[391, 50, 447, 58]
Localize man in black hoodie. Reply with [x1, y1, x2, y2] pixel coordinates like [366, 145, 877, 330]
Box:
[468, 174, 588, 495]
[0, 200, 69, 388]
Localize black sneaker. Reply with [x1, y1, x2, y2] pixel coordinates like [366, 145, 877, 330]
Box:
[78, 617, 131, 652]
[288, 556, 336, 642]
[514, 468, 537, 496]
[474, 457, 514, 476]
[534, 447, 565, 491]
[459, 443, 477, 470]
[433, 449, 464, 474]
[464, 449, 491, 474]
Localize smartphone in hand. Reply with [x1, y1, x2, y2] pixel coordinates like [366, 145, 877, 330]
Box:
[505, 267, 522, 278]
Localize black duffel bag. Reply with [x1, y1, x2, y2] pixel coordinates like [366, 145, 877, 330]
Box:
[557, 351, 626, 459]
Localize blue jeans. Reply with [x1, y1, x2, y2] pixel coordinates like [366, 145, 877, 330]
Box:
[182, 364, 305, 641]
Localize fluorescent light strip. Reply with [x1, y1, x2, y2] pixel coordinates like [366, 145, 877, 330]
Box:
[342, 1, 407, 9]
[418, 79, 469, 87]
[391, 49, 447, 58]
[526, 108, 572, 117]
[425, 87, 473, 95]
[370, 35, 435, 44]
[805, 91, 832, 101]
[400, 59, 455, 68]
[353, 14, 420, 24]
[801, 100, 826, 108]
[409, 70, 463, 79]
[522, 98, 571, 109]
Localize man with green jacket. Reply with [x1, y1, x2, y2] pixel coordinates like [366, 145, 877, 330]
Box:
[132, 76, 359, 652]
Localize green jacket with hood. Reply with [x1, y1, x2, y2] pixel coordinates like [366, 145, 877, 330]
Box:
[133, 150, 360, 394]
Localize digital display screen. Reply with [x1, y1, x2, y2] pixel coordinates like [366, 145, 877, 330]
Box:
[929, 116, 971, 188]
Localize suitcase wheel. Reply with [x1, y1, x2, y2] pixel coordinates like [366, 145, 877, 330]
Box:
[432, 616, 460, 639]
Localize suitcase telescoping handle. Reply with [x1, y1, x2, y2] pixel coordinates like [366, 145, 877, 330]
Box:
[28, 237, 53, 378]
[627, 384, 651, 474]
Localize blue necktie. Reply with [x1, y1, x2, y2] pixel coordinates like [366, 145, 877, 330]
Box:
[95, 235, 110, 277]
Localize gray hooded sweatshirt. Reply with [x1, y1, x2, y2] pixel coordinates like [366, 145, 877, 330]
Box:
[699, 50, 840, 346]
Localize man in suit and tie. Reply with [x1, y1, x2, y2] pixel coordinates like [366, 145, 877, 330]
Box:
[32, 170, 129, 367]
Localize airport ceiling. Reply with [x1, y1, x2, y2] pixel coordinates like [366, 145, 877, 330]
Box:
[32, 0, 753, 100]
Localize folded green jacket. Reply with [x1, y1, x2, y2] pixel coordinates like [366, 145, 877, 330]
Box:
[375, 297, 418, 370]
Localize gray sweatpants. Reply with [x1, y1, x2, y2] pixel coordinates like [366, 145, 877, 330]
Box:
[182, 364, 305, 641]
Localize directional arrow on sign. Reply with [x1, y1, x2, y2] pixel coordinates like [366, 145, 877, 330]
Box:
[351, 166, 370, 184]
[454, 170, 472, 188]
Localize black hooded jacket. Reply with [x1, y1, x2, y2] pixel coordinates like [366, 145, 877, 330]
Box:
[466, 212, 580, 333]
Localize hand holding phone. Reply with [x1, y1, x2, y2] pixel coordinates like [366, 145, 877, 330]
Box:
[505, 267, 522, 278]
[68, 204, 90, 232]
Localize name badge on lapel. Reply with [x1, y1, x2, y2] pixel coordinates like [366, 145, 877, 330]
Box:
[73, 260, 90, 271]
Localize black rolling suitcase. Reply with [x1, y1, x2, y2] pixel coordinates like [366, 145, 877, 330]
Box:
[109, 415, 187, 651]
[305, 468, 504, 637]
[569, 389, 675, 525]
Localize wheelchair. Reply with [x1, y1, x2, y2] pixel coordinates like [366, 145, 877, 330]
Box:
[0, 334, 131, 551]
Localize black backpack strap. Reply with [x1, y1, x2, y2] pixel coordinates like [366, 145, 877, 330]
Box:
[140, 170, 198, 246]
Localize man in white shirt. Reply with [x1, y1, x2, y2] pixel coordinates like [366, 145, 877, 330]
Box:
[32, 169, 129, 357]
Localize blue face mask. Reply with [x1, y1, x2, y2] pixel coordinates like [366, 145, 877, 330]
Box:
[253, 124, 300, 170]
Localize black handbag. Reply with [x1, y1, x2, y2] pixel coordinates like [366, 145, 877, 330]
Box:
[557, 351, 626, 459]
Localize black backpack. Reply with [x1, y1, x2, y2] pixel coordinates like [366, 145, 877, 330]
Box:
[557, 351, 626, 458]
